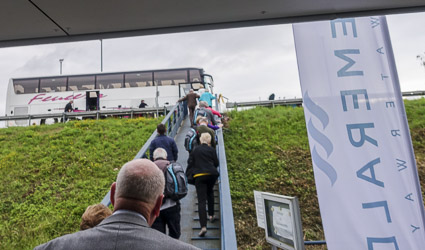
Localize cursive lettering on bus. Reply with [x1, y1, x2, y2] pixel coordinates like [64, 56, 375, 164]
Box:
[28, 93, 107, 105]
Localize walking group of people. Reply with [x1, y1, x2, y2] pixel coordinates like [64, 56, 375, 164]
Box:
[35, 88, 222, 249]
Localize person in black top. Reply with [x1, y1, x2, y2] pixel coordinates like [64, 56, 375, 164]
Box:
[187, 133, 219, 237]
[139, 100, 148, 108]
[65, 100, 74, 112]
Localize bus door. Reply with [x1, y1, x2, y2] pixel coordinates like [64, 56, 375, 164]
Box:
[86, 91, 99, 111]
[12, 106, 28, 126]
[178, 82, 205, 97]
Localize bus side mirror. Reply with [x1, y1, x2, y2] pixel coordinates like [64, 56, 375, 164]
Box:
[48, 109, 51, 111]
[10, 110, 13, 114]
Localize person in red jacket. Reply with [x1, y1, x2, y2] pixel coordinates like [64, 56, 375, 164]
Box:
[203, 101, 221, 118]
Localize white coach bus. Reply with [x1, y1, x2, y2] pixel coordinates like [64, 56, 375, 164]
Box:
[5, 67, 213, 126]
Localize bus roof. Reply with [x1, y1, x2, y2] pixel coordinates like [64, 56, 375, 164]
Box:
[11, 67, 206, 81]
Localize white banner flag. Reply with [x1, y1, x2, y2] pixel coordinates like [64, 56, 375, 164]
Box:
[293, 16, 425, 249]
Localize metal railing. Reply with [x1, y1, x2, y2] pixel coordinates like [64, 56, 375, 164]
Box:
[226, 90, 425, 109]
[0, 107, 169, 126]
[101, 102, 186, 206]
[216, 128, 238, 249]
[226, 98, 302, 108]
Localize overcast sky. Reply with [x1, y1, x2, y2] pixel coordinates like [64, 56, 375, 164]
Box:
[0, 12, 424, 119]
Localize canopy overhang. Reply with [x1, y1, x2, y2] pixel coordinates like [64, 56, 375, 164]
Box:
[1, 0, 424, 47]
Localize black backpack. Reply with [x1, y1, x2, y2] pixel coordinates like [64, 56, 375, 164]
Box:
[184, 128, 199, 152]
[164, 163, 188, 201]
[193, 108, 208, 125]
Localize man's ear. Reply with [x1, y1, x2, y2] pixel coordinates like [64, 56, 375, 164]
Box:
[153, 195, 163, 217]
[110, 182, 117, 207]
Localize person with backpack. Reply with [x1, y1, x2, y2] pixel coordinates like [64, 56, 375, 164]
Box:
[186, 133, 219, 237]
[193, 101, 216, 126]
[151, 148, 182, 239]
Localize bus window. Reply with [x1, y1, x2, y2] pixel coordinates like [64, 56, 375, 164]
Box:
[203, 74, 214, 87]
[191, 83, 204, 90]
[13, 79, 39, 94]
[189, 69, 201, 82]
[125, 72, 153, 88]
[68, 75, 95, 91]
[97, 74, 123, 89]
[154, 70, 188, 86]
[40, 77, 67, 93]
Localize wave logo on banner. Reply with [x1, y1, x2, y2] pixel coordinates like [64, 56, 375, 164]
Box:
[303, 91, 337, 186]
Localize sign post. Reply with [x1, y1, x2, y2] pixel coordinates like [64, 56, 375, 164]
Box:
[255, 191, 305, 250]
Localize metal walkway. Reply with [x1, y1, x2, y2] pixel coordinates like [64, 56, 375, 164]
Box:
[176, 117, 221, 250]
[101, 103, 236, 249]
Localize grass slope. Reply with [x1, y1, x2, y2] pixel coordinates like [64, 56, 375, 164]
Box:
[0, 117, 158, 249]
[224, 99, 425, 249]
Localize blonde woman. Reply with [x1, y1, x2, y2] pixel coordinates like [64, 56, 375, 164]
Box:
[80, 204, 112, 230]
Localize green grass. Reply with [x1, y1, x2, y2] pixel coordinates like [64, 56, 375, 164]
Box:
[3, 98, 425, 250]
[224, 99, 425, 249]
[0, 117, 159, 249]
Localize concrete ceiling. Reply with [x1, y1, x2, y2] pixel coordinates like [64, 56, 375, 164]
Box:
[1, 0, 424, 47]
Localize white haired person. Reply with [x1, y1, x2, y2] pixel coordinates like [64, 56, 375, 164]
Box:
[197, 101, 216, 125]
[35, 159, 199, 250]
[187, 133, 219, 237]
[151, 148, 181, 239]
[198, 88, 216, 108]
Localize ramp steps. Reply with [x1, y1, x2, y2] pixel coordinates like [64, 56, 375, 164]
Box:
[195, 209, 219, 213]
[175, 117, 221, 250]
[192, 236, 220, 241]
[193, 217, 220, 221]
[192, 226, 220, 230]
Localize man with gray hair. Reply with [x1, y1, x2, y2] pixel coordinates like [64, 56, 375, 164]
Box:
[35, 159, 199, 250]
[199, 88, 216, 108]
[151, 148, 182, 239]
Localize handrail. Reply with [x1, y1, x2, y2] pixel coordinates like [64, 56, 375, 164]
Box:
[0, 107, 168, 122]
[216, 128, 238, 249]
[226, 98, 302, 108]
[226, 90, 425, 109]
[101, 102, 186, 206]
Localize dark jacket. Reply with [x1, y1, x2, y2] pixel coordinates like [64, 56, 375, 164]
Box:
[196, 125, 216, 149]
[179, 93, 200, 108]
[149, 135, 178, 162]
[187, 144, 219, 176]
[64, 102, 73, 112]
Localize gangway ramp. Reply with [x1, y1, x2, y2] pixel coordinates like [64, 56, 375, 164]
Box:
[176, 117, 221, 249]
[101, 103, 236, 249]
